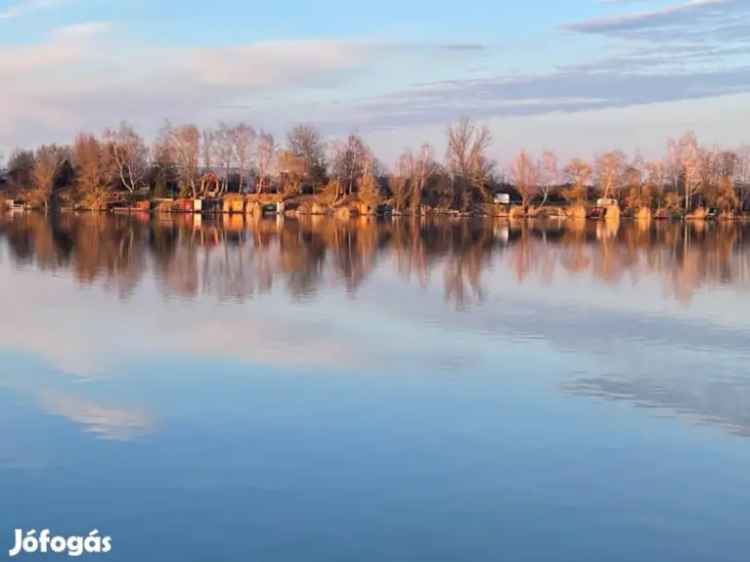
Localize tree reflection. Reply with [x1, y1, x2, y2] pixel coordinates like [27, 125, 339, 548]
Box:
[2, 213, 749, 306]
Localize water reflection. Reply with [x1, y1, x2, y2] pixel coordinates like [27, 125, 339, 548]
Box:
[6, 212, 750, 562]
[38, 389, 155, 441]
[4, 213, 750, 437]
[2, 212, 749, 306]
[565, 371, 750, 438]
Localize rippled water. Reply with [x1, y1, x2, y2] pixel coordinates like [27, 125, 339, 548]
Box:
[2, 211, 750, 561]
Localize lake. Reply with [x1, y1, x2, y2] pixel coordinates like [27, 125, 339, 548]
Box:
[1, 211, 750, 561]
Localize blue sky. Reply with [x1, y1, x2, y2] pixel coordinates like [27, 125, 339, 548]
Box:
[3, 1, 577, 43]
[1, 0, 750, 165]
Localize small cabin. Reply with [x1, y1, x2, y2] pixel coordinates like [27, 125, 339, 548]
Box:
[494, 193, 511, 205]
[590, 198, 620, 221]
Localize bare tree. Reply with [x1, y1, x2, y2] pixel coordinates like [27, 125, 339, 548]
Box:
[230, 123, 256, 192]
[446, 117, 494, 208]
[332, 133, 370, 200]
[668, 131, 703, 212]
[714, 150, 738, 178]
[398, 144, 437, 212]
[161, 123, 200, 198]
[72, 133, 114, 200]
[562, 158, 592, 204]
[735, 145, 750, 211]
[397, 149, 417, 211]
[715, 175, 739, 212]
[389, 171, 409, 213]
[646, 160, 667, 208]
[32, 145, 65, 209]
[622, 163, 646, 210]
[359, 160, 382, 205]
[6, 149, 35, 191]
[255, 131, 276, 194]
[700, 148, 741, 212]
[287, 124, 327, 187]
[214, 123, 234, 194]
[150, 129, 179, 197]
[412, 144, 438, 212]
[104, 122, 149, 194]
[511, 149, 540, 208]
[277, 149, 307, 194]
[595, 150, 626, 201]
[201, 128, 216, 172]
[539, 150, 558, 208]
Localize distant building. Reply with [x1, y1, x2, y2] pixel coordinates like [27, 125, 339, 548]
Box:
[494, 193, 511, 205]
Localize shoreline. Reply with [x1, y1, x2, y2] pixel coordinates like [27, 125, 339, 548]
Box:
[4, 195, 750, 223]
[4, 204, 750, 224]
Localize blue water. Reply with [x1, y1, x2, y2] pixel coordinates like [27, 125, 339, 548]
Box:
[2, 213, 750, 561]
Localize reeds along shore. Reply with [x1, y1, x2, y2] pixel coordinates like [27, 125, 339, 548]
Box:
[1, 119, 749, 220]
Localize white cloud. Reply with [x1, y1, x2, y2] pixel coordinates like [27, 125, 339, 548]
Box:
[185, 40, 367, 87]
[0, 23, 385, 149]
[0, 0, 67, 19]
[51, 20, 112, 37]
[564, 0, 744, 37]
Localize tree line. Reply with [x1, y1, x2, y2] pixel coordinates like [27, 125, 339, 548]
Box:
[1, 119, 749, 214]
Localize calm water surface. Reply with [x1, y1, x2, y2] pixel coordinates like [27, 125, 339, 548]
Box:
[2, 212, 750, 561]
